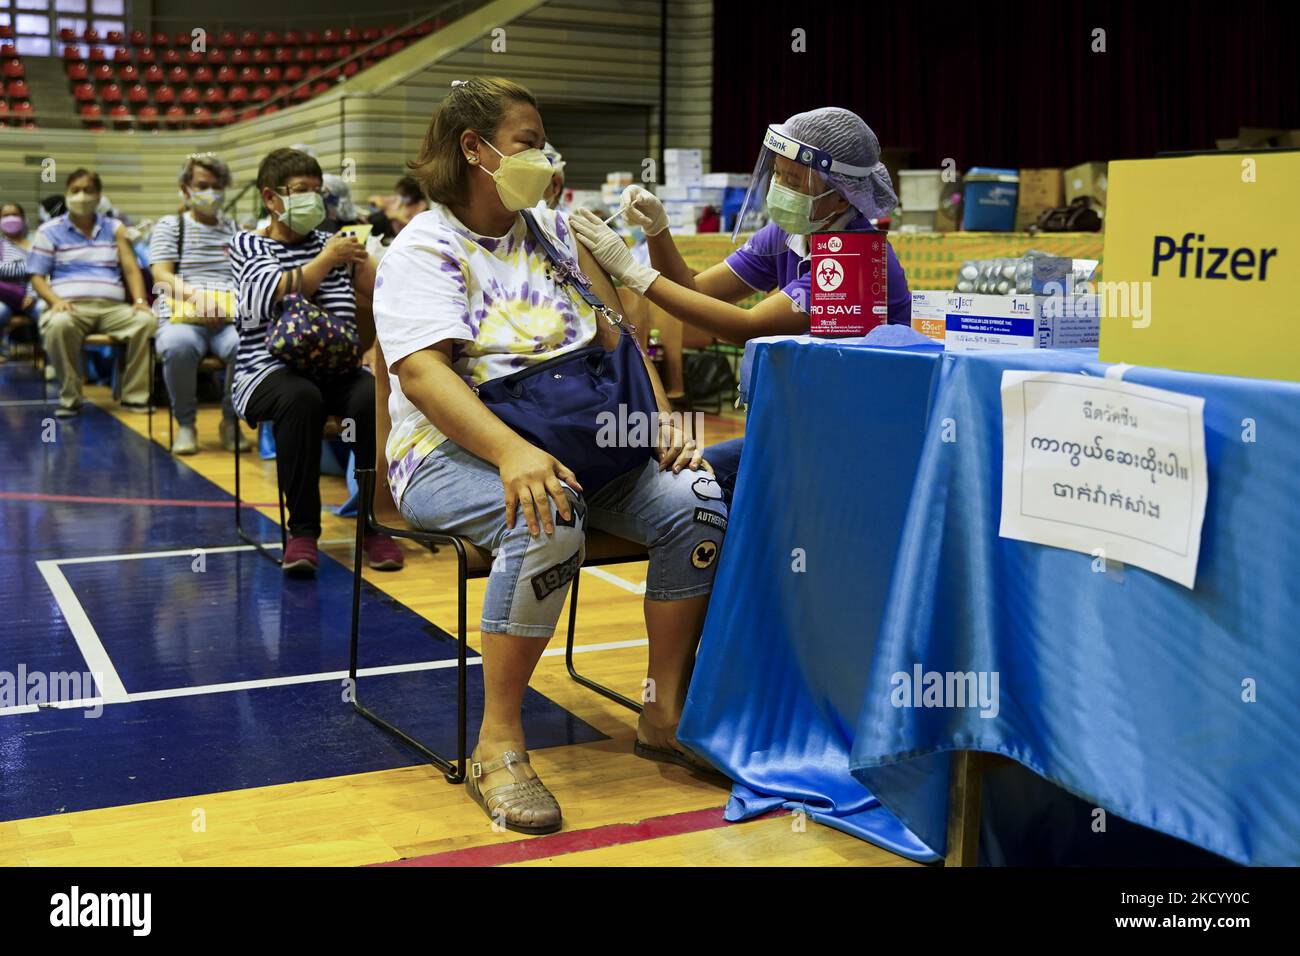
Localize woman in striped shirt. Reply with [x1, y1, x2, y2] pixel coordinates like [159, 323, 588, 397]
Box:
[231, 148, 403, 576]
[149, 153, 246, 456]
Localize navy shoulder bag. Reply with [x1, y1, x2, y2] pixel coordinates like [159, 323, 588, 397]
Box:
[472, 210, 660, 494]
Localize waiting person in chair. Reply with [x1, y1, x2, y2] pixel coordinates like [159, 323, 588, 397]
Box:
[230, 147, 404, 577]
[0, 202, 44, 361]
[373, 77, 728, 836]
[149, 152, 249, 456]
[27, 169, 157, 418]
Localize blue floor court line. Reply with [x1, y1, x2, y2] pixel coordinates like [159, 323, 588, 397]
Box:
[0, 363, 609, 822]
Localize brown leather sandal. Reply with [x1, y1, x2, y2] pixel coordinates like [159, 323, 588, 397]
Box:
[464, 750, 562, 835]
[634, 716, 731, 786]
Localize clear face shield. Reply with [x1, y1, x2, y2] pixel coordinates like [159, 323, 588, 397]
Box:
[730, 124, 867, 247]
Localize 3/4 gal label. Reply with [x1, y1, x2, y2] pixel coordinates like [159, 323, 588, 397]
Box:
[809, 231, 889, 337]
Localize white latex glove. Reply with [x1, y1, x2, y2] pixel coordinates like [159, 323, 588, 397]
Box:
[619, 185, 669, 236]
[569, 208, 660, 295]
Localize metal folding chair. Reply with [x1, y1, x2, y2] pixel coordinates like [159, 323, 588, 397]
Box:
[349, 343, 648, 785]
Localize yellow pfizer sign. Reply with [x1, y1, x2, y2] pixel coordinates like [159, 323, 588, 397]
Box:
[1099, 152, 1300, 382]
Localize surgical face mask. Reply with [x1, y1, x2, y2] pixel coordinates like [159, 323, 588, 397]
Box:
[273, 190, 326, 234]
[766, 180, 838, 235]
[66, 192, 99, 217]
[184, 187, 224, 214]
[477, 137, 554, 212]
[0, 215, 24, 237]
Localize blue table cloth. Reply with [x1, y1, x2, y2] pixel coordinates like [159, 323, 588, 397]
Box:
[679, 340, 1300, 866]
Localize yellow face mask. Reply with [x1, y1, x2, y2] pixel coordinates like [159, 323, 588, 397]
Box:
[478, 137, 555, 211]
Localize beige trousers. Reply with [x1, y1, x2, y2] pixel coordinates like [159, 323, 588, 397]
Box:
[41, 298, 155, 408]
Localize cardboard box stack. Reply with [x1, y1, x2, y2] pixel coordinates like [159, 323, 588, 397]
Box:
[660, 148, 705, 235]
[897, 169, 943, 232]
[1015, 169, 1065, 230]
[1064, 161, 1108, 217]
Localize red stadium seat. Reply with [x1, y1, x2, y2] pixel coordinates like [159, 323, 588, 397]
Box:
[237, 65, 257, 83]
[361, 28, 380, 42]
[118, 63, 139, 83]
[129, 30, 147, 46]
[253, 48, 270, 65]
[361, 57, 376, 70]
[231, 47, 250, 66]
[273, 47, 292, 63]
[72, 82, 96, 102]
[241, 31, 260, 48]
[207, 49, 226, 65]
[92, 62, 113, 82]
[294, 47, 313, 63]
[228, 85, 248, 103]
[292, 85, 310, 101]
[185, 49, 203, 65]
[310, 80, 329, 96]
[179, 85, 199, 105]
[372, 43, 389, 57]
[106, 30, 125, 44]
[193, 65, 214, 84]
[388, 38, 406, 54]
[216, 66, 236, 84]
[109, 104, 131, 127]
[322, 28, 340, 43]
[416, 21, 434, 36]
[261, 31, 280, 47]
[216, 106, 235, 126]
[59, 28, 78, 43]
[273, 83, 290, 98]
[173, 32, 190, 48]
[383, 24, 397, 36]
[167, 65, 187, 83]
[135, 46, 157, 64]
[239, 107, 258, 123]
[5, 79, 28, 99]
[127, 83, 149, 104]
[66, 62, 90, 81]
[153, 85, 175, 104]
[342, 61, 359, 78]
[341, 28, 358, 43]
[306, 65, 322, 79]
[335, 43, 353, 58]
[283, 30, 302, 46]
[87, 47, 106, 62]
[144, 64, 164, 84]
[63, 44, 83, 61]
[283, 65, 303, 82]
[137, 105, 158, 126]
[203, 86, 224, 105]
[79, 103, 103, 126]
[152, 32, 169, 47]
[250, 85, 271, 102]
[261, 104, 280, 116]
[315, 46, 335, 62]
[164, 104, 186, 127]
[4, 58, 24, 79]
[323, 66, 340, 80]
[219, 31, 237, 48]
[192, 105, 212, 127]
[163, 48, 181, 65]
[82, 28, 99, 43]
[303, 31, 320, 45]
[261, 65, 281, 82]
[99, 82, 121, 103]
[2, 43, 15, 57]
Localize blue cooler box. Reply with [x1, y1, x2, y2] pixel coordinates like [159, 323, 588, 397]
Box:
[962, 167, 1020, 231]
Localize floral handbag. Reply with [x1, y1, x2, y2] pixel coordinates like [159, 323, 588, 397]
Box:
[265, 264, 360, 376]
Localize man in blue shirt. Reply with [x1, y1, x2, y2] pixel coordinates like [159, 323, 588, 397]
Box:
[28, 168, 156, 418]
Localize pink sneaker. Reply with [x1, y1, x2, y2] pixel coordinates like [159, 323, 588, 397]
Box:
[363, 533, 405, 571]
[282, 535, 319, 576]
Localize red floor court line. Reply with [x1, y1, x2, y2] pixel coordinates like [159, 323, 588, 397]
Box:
[0, 491, 283, 508]
[376, 805, 750, 867]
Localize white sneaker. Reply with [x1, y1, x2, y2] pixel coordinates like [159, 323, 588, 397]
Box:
[220, 418, 251, 452]
[173, 424, 199, 455]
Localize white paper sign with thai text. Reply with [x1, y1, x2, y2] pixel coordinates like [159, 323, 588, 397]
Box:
[999, 371, 1208, 588]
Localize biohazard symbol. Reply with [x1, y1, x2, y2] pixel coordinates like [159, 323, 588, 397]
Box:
[815, 257, 844, 291]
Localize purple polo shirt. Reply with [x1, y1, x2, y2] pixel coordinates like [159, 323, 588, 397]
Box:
[725, 213, 912, 325]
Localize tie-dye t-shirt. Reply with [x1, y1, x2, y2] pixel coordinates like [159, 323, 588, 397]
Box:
[373, 202, 600, 505]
